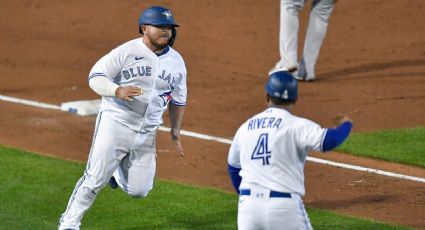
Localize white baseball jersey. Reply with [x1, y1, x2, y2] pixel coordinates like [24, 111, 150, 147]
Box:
[88, 38, 187, 132]
[228, 107, 326, 197]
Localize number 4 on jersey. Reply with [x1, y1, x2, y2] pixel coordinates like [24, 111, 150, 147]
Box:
[251, 133, 271, 165]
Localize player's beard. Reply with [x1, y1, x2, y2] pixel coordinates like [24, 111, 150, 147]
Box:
[148, 35, 169, 50]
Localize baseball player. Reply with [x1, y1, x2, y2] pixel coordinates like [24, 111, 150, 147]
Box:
[58, 6, 187, 230]
[228, 70, 352, 230]
[270, 0, 336, 81]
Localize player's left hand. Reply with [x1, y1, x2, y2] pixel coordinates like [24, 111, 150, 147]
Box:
[334, 113, 353, 126]
[170, 128, 184, 157]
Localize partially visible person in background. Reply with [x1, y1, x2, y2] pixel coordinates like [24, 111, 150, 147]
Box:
[270, 0, 336, 81]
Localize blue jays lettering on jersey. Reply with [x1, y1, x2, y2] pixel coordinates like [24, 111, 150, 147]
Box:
[121, 66, 152, 80]
[158, 70, 176, 89]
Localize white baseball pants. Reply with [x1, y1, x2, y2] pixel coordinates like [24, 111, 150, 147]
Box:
[274, 0, 335, 78]
[58, 111, 156, 230]
[237, 184, 313, 230]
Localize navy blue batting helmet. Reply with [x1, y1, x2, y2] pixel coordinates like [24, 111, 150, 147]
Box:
[139, 6, 179, 34]
[265, 71, 298, 101]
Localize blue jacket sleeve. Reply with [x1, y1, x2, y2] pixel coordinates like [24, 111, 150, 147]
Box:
[322, 121, 353, 152]
[228, 164, 242, 194]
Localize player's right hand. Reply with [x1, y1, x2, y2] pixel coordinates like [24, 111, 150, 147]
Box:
[115, 86, 143, 101]
[170, 128, 184, 157]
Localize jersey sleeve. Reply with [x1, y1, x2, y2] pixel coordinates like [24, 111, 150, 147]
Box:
[228, 128, 242, 168]
[170, 62, 187, 106]
[322, 121, 352, 152]
[228, 127, 243, 193]
[88, 47, 124, 82]
[295, 119, 327, 152]
[89, 76, 119, 97]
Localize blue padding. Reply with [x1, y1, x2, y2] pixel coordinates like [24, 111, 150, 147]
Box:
[228, 164, 242, 194]
[240, 189, 251, 196]
[323, 121, 353, 152]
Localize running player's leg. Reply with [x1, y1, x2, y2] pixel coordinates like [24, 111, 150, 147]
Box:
[301, 0, 335, 79]
[58, 113, 131, 230]
[113, 131, 156, 198]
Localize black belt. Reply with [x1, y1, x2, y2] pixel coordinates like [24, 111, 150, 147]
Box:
[240, 189, 292, 198]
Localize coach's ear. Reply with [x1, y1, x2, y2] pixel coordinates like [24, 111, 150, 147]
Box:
[168, 27, 177, 47]
[265, 93, 272, 105]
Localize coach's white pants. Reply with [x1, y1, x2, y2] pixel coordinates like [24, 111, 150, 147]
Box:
[58, 112, 156, 230]
[274, 0, 335, 78]
[237, 184, 313, 230]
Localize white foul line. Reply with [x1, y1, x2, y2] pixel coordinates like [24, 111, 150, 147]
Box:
[0, 94, 61, 110]
[306, 157, 425, 183]
[158, 126, 233, 145]
[1, 94, 424, 183]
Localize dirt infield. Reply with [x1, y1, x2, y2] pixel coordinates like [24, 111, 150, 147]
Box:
[1, 0, 424, 228]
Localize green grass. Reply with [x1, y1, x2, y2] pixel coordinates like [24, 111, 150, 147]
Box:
[337, 127, 425, 168]
[0, 146, 415, 230]
[308, 208, 414, 230]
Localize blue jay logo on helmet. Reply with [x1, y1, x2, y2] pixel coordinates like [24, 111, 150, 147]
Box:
[162, 10, 173, 20]
[265, 70, 298, 101]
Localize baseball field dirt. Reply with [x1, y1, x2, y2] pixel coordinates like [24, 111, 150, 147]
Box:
[0, 0, 424, 228]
